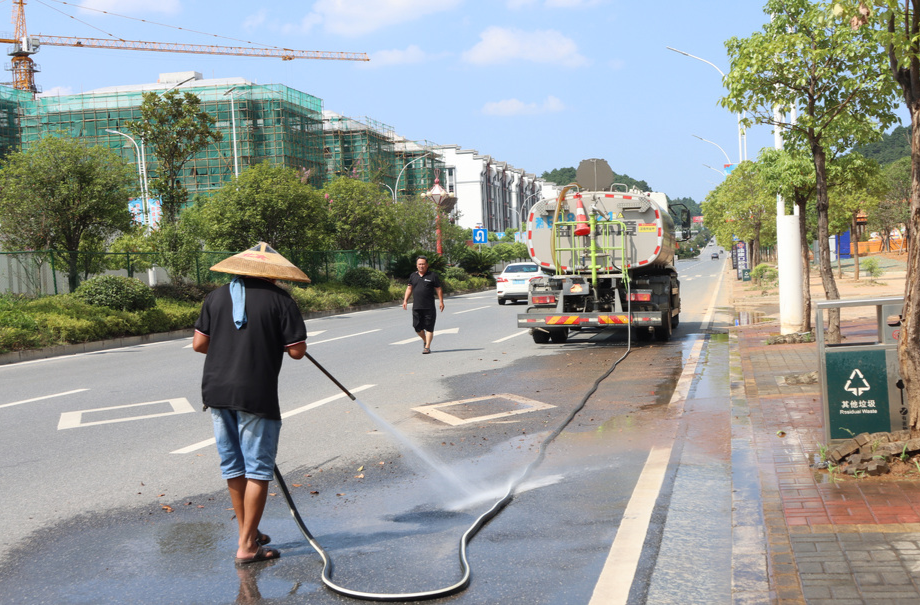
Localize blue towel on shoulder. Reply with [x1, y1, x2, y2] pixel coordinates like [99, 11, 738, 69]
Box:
[230, 276, 247, 329]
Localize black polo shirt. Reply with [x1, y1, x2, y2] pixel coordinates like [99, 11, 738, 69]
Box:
[408, 270, 442, 310]
[194, 277, 306, 420]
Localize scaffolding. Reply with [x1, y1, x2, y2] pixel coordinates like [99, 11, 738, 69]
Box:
[12, 81, 326, 193]
[323, 113, 397, 187]
[394, 138, 446, 198]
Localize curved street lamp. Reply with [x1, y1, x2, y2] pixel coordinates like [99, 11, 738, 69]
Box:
[666, 46, 746, 162]
[106, 129, 149, 230]
[393, 152, 431, 201]
[692, 134, 732, 166]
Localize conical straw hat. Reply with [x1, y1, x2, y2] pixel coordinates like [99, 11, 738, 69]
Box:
[210, 242, 311, 283]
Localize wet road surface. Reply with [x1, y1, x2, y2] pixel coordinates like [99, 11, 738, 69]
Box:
[0, 256, 740, 604]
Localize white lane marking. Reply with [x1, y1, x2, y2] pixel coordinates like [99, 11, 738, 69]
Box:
[492, 330, 529, 343]
[453, 306, 490, 315]
[58, 398, 194, 430]
[309, 329, 379, 345]
[702, 268, 727, 331]
[171, 385, 375, 454]
[185, 330, 327, 349]
[391, 327, 459, 345]
[0, 388, 89, 410]
[589, 337, 705, 605]
[412, 393, 554, 426]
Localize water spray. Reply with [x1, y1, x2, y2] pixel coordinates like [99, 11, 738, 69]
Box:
[274, 344, 632, 601]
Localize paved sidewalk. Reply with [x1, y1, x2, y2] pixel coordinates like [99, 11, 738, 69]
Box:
[728, 262, 920, 604]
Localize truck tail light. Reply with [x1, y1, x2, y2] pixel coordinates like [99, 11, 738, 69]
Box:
[532, 295, 556, 304]
[629, 292, 652, 302]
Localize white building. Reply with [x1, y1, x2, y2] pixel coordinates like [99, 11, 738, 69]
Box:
[433, 145, 556, 234]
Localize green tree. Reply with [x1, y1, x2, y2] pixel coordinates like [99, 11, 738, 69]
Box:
[0, 135, 136, 291]
[389, 194, 440, 255]
[541, 167, 577, 185]
[871, 157, 911, 252]
[126, 90, 223, 224]
[323, 177, 397, 255]
[703, 161, 776, 267]
[202, 163, 329, 252]
[722, 0, 900, 343]
[843, 0, 920, 432]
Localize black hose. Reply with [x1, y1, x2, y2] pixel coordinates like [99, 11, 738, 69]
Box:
[274, 342, 632, 601]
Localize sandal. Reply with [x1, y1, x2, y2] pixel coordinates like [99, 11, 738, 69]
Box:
[256, 532, 270, 546]
[235, 545, 280, 566]
[422, 347, 430, 354]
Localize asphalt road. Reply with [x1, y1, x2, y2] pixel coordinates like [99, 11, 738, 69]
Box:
[0, 250, 737, 604]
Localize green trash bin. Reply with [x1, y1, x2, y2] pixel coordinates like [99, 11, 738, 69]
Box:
[816, 297, 905, 442]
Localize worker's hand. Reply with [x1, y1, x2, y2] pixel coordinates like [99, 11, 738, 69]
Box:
[402, 300, 408, 310]
[439, 301, 445, 312]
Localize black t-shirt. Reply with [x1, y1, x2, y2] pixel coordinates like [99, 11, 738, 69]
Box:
[408, 271, 442, 310]
[194, 277, 306, 420]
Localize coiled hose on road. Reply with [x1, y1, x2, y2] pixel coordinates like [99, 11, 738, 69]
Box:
[275, 325, 633, 601]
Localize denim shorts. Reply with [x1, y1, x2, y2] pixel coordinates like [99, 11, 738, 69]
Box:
[210, 408, 281, 481]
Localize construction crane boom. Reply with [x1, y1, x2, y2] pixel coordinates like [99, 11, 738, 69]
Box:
[6, 0, 368, 94]
[15, 35, 370, 62]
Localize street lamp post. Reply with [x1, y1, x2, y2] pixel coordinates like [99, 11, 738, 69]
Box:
[106, 129, 149, 227]
[106, 128, 156, 285]
[425, 169, 452, 255]
[519, 191, 542, 228]
[223, 86, 245, 178]
[393, 153, 431, 202]
[666, 46, 745, 163]
[692, 134, 732, 166]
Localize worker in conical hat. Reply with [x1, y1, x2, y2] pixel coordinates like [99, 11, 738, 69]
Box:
[192, 242, 308, 565]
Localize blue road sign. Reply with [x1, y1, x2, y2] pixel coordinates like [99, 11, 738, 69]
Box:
[473, 228, 488, 244]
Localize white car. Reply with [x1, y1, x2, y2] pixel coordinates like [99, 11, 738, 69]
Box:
[497, 262, 545, 305]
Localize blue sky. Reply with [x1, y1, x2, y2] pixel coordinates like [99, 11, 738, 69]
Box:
[14, 0, 911, 203]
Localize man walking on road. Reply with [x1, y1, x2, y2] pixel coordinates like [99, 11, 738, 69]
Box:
[402, 256, 445, 354]
[192, 242, 310, 565]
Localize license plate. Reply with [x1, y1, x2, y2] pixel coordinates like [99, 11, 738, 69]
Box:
[513, 279, 525, 284]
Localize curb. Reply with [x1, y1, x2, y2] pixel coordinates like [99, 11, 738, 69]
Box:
[0, 287, 493, 366]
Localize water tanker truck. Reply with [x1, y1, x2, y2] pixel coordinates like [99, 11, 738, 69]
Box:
[517, 159, 691, 344]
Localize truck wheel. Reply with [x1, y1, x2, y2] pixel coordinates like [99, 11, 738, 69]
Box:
[671, 313, 679, 329]
[655, 304, 672, 341]
[498, 298, 507, 305]
[549, 329, 568, 344]
[532, 329, 550, 344]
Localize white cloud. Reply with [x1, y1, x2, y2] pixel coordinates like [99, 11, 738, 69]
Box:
[78, 0, 181, 15]
[364, 45, 429, 67]
[280, 13, 323, 35]
[506, 0, 538, 8]
[462, 27, 586, 67]
[38, 86, 75, 97]
[310, 0, 462, 37]
[242, 9, 267, 31]
[482, 95, 565, 116]
[545, 0, 603, 7]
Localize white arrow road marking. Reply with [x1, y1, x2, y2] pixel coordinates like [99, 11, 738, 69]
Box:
[171, 385, 375, 454]
[391, 327, 459, 345]
[58, 398, 194, 430]
[453, 306, 490, 315]
[0, 388, 89, 410]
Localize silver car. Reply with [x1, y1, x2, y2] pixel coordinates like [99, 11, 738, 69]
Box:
[497, 262, 545, 305]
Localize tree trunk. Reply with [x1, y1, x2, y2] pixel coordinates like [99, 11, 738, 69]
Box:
[798, 199, 812, 333]
[852, 214, 860, 282]
[901, 107, 920, 432]
[813, 143, 841, 343]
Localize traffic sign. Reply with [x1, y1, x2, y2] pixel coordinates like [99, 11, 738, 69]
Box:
[473, 228, 488, 244]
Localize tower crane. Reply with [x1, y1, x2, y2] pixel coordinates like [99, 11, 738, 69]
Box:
[2, 0, 369, 94]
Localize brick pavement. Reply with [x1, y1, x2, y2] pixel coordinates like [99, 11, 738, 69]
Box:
[730, 264, 920, 603]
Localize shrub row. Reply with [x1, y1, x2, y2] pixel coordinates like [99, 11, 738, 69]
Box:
[0, 270, 492, 354]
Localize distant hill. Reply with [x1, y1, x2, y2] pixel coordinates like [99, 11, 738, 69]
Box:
[855, 125, 911, 165]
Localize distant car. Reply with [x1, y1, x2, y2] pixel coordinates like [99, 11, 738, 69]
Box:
[497, 262, 545, 305]
[711, 252, 720, 260]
